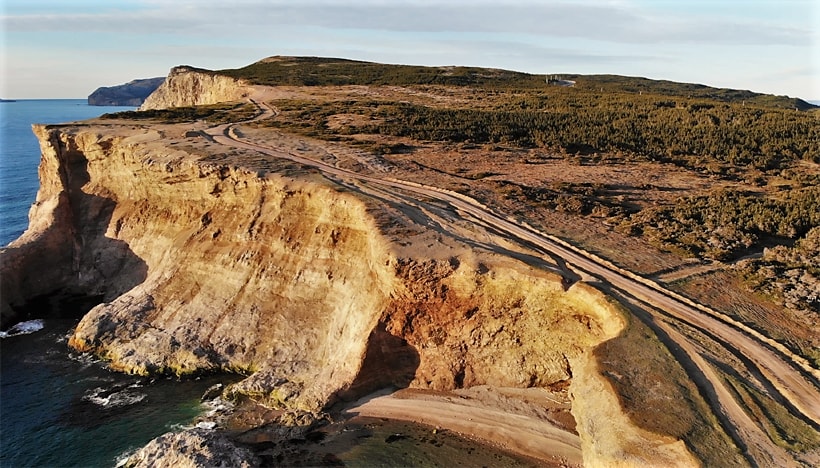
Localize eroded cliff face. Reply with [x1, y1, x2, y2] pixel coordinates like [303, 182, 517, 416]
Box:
[11, 124, 396, 409]
[0, 126, 150, 324]
[139, 67, 249, 110]
[0, 122, 697, 465]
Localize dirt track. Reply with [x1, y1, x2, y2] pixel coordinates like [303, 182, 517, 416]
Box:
[205, 99, 820, 465]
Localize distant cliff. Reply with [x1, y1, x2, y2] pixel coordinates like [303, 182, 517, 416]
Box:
[139, 66, 249, 110]
[88, 78, 165, 106]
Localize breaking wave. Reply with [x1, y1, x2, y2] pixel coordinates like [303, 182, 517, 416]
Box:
[0, 319, 44, 338]
[83, 385, 147, 408]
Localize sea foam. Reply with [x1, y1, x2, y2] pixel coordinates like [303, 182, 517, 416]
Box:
[0, 319, 45, 338]
[83, 385, 147, 408]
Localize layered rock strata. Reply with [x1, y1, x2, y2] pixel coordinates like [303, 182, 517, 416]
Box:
[139, 66, 249, 110]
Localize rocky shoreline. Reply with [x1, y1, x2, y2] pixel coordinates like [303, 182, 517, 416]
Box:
[87, 78, 165, 107]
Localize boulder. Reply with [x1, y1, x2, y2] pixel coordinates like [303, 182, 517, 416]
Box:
[124, 428, 258, 468]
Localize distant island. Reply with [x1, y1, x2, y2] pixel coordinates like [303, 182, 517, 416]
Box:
[87, 77, 164, 106]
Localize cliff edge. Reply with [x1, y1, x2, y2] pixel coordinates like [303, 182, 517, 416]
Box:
[0, 118, 698, 467]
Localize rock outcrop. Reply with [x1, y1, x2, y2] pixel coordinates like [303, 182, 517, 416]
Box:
[570, 350, 698, 467]
[139, 66, 249, 110]
[124, 428, 258, 468]
[88, 78, 165, 106]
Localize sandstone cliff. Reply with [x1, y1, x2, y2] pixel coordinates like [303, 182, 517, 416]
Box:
[139, 66, 249, 110]
[0, 119, 699, 465]
[4, 122, 621, 408]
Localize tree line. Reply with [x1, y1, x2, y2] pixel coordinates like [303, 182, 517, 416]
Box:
[267, 97, 819, 172]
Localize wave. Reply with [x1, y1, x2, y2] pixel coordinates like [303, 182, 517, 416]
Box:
[83, 385, 147, 408]
[0, 319, 44, 338]
[68, 351, 104, 370]
[202, 396, 233, 417]
[113, 448, 139, 468]
[166, 422, 192, 432]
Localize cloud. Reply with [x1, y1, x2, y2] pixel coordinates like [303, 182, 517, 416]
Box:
[3, 1, 811, 46]
[2, 1, 816, 98]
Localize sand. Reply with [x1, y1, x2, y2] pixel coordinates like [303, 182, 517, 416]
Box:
[344, 386, 583, 467]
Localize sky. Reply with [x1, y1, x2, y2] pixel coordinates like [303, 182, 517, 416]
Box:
[1, 0, 818, 100]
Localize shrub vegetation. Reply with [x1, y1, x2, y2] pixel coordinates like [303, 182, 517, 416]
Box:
[101, 102, 257, 124]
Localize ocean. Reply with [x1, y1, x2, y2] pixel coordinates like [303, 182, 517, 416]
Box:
[0, 100, 233, 467]
[0, 100, 135, 246]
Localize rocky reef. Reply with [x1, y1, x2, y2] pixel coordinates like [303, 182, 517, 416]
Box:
[88, 78, 165, 106]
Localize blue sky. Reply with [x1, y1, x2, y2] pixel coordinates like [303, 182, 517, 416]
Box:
[2, 0, 818, 99]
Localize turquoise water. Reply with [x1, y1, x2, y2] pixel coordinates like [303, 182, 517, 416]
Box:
[0, 100, 234, 467]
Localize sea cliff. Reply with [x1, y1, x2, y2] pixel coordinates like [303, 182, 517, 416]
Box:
[0, 65, 701, 466]
[2, 121, 622, 408]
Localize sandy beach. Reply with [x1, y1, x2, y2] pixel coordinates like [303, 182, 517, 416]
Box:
[344, 386, 583, 467]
